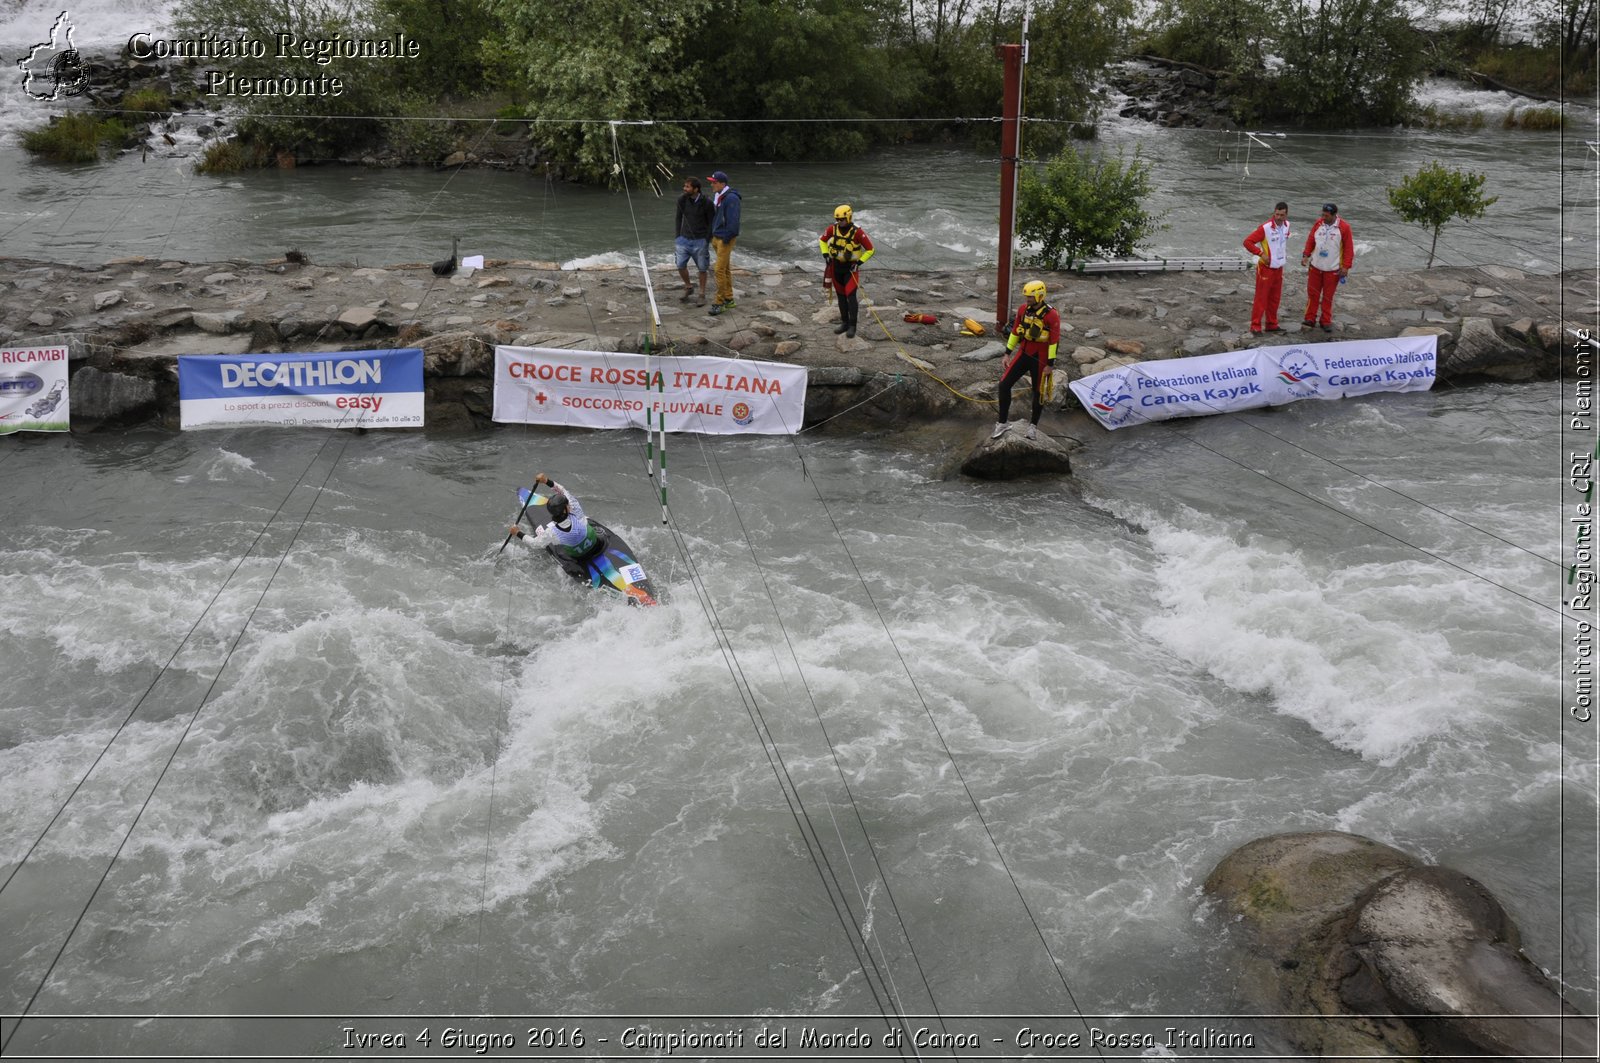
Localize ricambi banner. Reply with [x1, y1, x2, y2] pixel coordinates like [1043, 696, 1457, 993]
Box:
[0, 345, 70, 434]
[1070, 335, 1438, 431]
[178, 349, 425, 430]
[494, 347, 809, 435]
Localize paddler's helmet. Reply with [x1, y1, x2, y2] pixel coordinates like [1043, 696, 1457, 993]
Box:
[834, 204, 853, 225]
[546, 492, 570, 524]
[1023, 280, 1047, 305]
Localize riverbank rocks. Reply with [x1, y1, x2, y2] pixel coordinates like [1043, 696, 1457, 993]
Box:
[0, 255, 1585, 442]
[1204, 831, 1597, 1060]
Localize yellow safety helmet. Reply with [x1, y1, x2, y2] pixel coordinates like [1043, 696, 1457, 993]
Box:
[834, 204, 853, 224]
[1022, 280, 1047, 304]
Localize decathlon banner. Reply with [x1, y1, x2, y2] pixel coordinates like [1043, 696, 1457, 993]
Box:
[177, 349, 424, 430]
[1070, 335, 1437, 431]
[0, 345, 70, 434]
[493, 347, 808, 435]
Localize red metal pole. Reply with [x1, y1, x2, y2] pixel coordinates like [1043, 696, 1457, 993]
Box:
[995, 42, 1023, 334]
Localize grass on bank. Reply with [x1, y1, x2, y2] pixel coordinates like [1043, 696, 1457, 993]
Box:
[196, 139, 275, 174]
[21, 113, 133, 163]
[121, 86, 171, 116]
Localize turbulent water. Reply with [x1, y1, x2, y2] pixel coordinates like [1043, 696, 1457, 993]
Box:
[0, 382, 1593, 1056]
[1, 0, 1596, 1055]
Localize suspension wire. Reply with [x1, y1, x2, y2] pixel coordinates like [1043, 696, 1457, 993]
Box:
[1103, 361, 1577, 625]
[472, 381, 547, 1008]
[656, 501, 918, 1058]
[770, 402, 1111, 1059]
[562, 141, 927, 1049]
[683, 427, 952, 1044]
[0, 419, 359, 1056]
[0, 429, 354, 903]
[1216, 123, 1587, 450]
[1245, 408, 1564, 569]
[2, 142, 185, 340]
[381, 121, 500, 274]
[490, 161, 915, 1043]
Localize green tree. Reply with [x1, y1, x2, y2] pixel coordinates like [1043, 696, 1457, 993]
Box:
[1017, 145, 1161, 269]
[485, 0, 710, 184]
[1142, 0, 1275, 74]
[1272, 0, 1426, 125]
[689, 0, 913, 161]
[172, 0, 441, 158]
[1386, 162, 1498, 267]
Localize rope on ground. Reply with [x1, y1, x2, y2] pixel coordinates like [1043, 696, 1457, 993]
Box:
[859, 279, 998, 406]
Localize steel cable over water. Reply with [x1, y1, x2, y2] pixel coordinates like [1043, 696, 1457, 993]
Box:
[579, 151, 931, 1053]
[0, 413, 362, 1056]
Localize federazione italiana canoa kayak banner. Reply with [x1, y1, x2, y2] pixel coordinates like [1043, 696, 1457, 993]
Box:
[493, 347, 809, 435]
[1069, 334, 1438, 431]
[178, 349, 424, 430]
[0, 345, 70, 434]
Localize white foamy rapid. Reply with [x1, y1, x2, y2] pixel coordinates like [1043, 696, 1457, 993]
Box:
[0, 1, 177, 141]
[0, 385, 1590, 1053]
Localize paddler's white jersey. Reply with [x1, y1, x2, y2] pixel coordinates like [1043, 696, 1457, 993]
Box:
[538, 480, 591, 549]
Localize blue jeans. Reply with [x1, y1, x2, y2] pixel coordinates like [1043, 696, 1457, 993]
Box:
[674, 236, 709, 272]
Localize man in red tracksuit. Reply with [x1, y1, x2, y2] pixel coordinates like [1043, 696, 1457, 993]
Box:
[1243, 201, 1290, 335]
[1301, 202, 1354, 333]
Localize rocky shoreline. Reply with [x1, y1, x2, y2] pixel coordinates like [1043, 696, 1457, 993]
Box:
[1, 253, 1586, 438]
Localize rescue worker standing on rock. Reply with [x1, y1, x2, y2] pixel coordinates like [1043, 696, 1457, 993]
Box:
[820, 204, 874, 338]
[995, 280, 1060, 440]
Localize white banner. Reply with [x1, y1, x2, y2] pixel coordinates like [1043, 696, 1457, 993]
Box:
[1070, 335, 1438, 430]
[494, 347, 809, 435]
[0, 345, 70, 434]
[178, 349, 424, 430]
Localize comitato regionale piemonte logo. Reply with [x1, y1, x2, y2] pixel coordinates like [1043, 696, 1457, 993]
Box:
[17, 10, 89, 101]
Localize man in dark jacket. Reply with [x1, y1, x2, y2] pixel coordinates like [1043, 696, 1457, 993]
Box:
[706, 170, 741, 315]
[674, 177, 713, 306]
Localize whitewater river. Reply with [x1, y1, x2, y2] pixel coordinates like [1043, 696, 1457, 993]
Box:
[1, 0, 1597, 1058]
[0, 381, 1594, 1057]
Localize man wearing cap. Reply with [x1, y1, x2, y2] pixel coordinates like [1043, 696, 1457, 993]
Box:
[1300, 202, 1354, 333]
[1242, 201, 1290, 336]
[706, 170, 741, 315]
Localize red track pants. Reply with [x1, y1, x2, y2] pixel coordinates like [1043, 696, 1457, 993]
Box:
[1304, 268, 1340, 326]
[1250, 266, 1283, 331]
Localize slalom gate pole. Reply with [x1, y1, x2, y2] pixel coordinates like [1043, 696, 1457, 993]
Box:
[657, 370, 667, 524]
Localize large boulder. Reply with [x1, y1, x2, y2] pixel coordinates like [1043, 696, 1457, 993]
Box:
[68, 365, 160, 427]
[1440, 317, 1553, 383]
[1205, 831, 1596, 1060]
[960, 424, 1073, 479]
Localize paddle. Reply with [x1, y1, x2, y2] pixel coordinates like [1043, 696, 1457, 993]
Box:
[498, 485, 551, 554]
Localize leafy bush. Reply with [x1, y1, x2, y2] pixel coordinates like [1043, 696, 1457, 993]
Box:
[21, 113, 131, 162]
[1018, 145, 1162, 270]
[1386, 162, 1498, 267]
